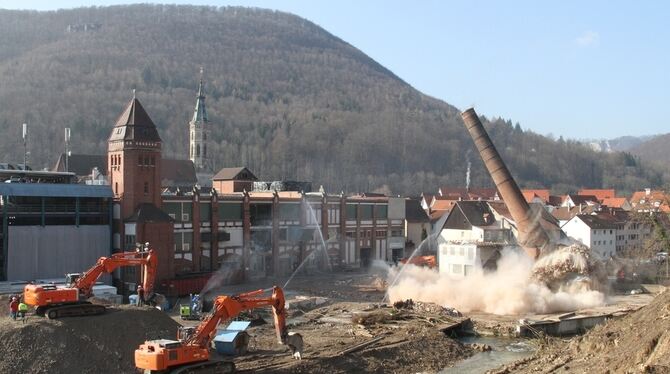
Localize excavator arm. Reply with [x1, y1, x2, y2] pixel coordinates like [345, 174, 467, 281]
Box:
[185, 286, 289, 349]
[73, 248, 157, 299]
[135, 286, 300, 373]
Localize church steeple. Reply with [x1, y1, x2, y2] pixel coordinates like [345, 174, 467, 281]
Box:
[189, 68, 209, 170]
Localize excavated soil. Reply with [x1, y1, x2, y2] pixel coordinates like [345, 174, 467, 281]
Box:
[233, 300, 474, 373]
[494, 289, 670, 373]
[0, 305, 179, 374]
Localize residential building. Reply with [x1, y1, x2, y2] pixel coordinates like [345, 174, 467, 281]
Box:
[521, 189, 550, 205]
[436, 201, 513, 277]
[562, 214, 616, 258]
[562, 194, 600, 209]
[630, 189, 670, 213]
[601, 198, 632, 211]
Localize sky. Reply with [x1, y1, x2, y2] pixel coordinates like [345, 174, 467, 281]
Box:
[1, 0, 668, 139]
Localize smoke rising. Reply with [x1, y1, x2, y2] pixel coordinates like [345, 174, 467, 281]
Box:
[387, 248, 606, 315]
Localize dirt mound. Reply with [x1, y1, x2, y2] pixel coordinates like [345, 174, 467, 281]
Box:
[497, 289, 670, 373]
[0, 305, 179, 374]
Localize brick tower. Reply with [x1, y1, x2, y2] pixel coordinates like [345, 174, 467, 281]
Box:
[108, 92, 175, 282]
[108, 92, 163, 216]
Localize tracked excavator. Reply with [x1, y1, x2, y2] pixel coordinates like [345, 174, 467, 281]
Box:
[23, 246, 158, 319]
[135, 286, 303, 373]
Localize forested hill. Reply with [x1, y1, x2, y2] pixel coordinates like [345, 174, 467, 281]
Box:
[0, 5, 666, 195]
[630, 133, 670, 165]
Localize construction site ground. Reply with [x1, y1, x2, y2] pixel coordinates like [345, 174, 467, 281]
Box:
[174, 270, 658, 373]
[0, 269, 662, 373]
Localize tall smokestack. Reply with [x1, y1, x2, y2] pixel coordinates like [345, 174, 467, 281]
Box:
[461, 108, 549, 259]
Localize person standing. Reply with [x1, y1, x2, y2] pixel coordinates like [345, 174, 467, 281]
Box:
[17, 301, 28, 322]
[137, 285, 145, 306]
[9, 297, 18, 320]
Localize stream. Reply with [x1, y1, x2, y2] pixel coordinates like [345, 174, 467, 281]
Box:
[441, 336, 536, 374]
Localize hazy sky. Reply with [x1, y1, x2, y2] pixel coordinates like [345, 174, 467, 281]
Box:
[1, 0, 668, 139]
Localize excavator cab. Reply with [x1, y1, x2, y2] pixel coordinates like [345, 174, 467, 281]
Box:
[65, 273, 81, 286]
[177, 327, 196, 341]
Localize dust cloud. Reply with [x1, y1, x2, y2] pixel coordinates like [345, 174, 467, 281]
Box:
[386, 247, 606, 315]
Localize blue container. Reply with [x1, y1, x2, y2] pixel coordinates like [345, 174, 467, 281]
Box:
[212, 321, 251, 356]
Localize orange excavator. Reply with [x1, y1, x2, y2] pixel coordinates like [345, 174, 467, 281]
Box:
[135, 286, 303, 373]
[23, 246, 157, 319]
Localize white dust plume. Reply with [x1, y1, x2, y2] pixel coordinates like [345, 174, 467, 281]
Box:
[386, 247, 605, 315]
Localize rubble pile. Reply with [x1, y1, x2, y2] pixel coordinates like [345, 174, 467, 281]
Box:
[0, 306, 179, 374]
[393, 299, 462, 317]
[497, 289, 670, 373]
[532, 244, 606, 290]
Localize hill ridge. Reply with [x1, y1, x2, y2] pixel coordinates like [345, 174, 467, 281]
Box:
[0, 4, 665, 194]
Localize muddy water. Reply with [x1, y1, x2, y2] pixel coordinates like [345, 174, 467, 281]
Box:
[441, 336, 536, 374]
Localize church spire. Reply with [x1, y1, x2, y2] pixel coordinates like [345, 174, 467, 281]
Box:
[192, 67, 208, 123]
[189, 68, 209, 170]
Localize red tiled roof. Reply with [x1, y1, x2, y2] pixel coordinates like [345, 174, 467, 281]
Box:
[601, 197, 629, 208]
[521, 189, 550, 203]
[578, 189, 615, 201]
[431, 199, 458, 211]
[630, 190, 667, 204]
[438, 186, 497, 200]
[429, 209, 448, 221]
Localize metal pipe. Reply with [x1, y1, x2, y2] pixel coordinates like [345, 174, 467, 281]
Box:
[460, 108, 548, 258]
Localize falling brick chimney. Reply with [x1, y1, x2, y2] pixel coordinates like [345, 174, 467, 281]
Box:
[461, 108, 550, 259]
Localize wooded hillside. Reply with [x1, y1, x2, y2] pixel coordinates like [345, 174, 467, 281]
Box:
[0, 5, 666, 195]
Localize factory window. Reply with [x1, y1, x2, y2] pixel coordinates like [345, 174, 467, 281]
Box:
[391, 229, 403, 237]
[115, 183, 118, 195]
[144, 182, 149, 195]
[459, 247, 464, 256]
[375, 205, 388, 219]
[219, 203, 243, 221]
[467, 247, 475, 260]
[449, 247, 455, 256]
[451, 264, 463, 274]
[163, 202, 181, 222]
[346, 204, 357, 219]
[200, 203, 211, 223]
[196, 144, 200, 157]
[125, 235, 136, 251]
[182, 203, 193, 222]
[360, 205, 373, 220]
[346, 231, 355, 238]
[144, 156, 150, 166]
[279, 203, 300, 220]
[150, 156, 155, 166]
[138, 155, 143, 166]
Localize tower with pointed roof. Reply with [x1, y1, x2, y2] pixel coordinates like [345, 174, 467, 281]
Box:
[108, 92, 163, 217]
[189, 69, 209, 170]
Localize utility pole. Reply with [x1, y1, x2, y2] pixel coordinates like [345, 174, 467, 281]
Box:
[65, 128, 71, 172]
[22, 123, 27, 169]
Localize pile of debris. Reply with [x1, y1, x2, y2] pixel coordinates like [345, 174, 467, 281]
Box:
[496, 289, 670, 373]
[393, 299, 462, 317]
[532, 244, 606, 290]
[0, 306, 179, 373]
